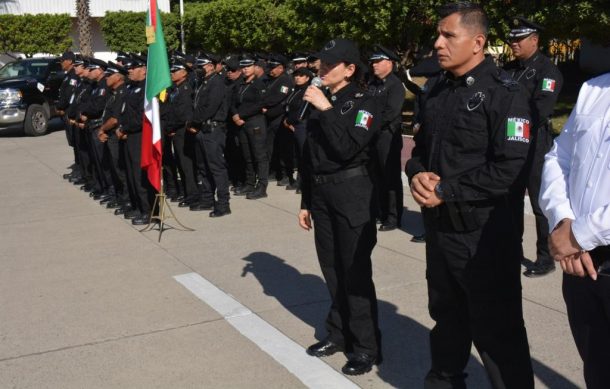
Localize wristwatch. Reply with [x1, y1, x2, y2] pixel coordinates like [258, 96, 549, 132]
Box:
[434, 182, 444, 200]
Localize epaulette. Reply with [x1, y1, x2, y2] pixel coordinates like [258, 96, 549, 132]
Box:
[494, 70, 520, 92]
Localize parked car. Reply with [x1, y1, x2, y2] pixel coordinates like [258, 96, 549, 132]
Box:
[0, 57, 63, 136]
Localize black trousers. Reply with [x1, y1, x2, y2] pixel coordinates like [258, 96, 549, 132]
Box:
[225, 123, 246, 187]
[514, 127, 554, 264]
[563, 250, 610, 389]
[89, 127, 111, 193]
[75, 125, 94, 185]
[239, 115, 268, 187]
[194, 125, 230, 209]
[310, 173, 380, 356]
[162, 133, 180, 197]
[124, 132, 152, 214]
[278, 124, 297, 180]
[423, 204, 533, 389]
[172, 128, 198, 199]
[266, 115, 283, 178]
[374, 129, 404, 226]
[106, 135, 128, 203]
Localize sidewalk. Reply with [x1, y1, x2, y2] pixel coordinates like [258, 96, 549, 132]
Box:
[0, 129, 584, 388]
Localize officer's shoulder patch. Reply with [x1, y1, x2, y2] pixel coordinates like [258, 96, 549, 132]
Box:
[341, 100, 354, 115]
[541, 78, 556, 92]
[280, 85, 290, 94]
[506, 117, 531, 144]
[355, 110, 373, 130]
[98, 88, 106, 96]
[69, 79, 78, 86]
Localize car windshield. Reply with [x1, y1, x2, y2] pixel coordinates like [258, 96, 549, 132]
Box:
[0, 60, 51, 79]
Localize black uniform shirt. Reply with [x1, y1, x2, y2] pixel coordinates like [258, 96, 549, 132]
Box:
[102, 83, 127, 124]
[81, 78, 110, 119]
[57, 68, 79, 111]
[284, 84, 308, 127]
[301, 82, 381, 209]
[193, 72, 227, 124]
[66, 78, 90, 119]
[161, 81, 193, 132]
[503, 51, 563, 129]
[231, 77, 266, 120]
[367, 72, 404, 132]
[263, 72, 294, 120]
[119, 80, 145, 134]
[406, 56, 531, 202]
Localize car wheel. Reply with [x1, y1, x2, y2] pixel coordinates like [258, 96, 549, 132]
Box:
[23, 104, 49, 136]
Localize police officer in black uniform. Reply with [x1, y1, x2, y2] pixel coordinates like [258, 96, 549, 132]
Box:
[57, 51, 80, 180]
[96, 62, 129, 209]
[117, 54, 153, 225]
[222, 56, 246, 190]
[161, 59, 197, 207]
[368, 45, 405, 231]
[188, 54, 231, 217]
[504, 17, 563, 277]
[299, 38, 382, 376]
[262, 54, 294, 184]
[65, 56, 89, 185]
[406, 4, 534, 388]
[231, 55, 269, 199]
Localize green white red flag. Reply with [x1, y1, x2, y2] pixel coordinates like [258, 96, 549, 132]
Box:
[141, 0, 171, 192]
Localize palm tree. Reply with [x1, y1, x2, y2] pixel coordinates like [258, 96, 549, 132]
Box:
[76, 0, 92, 56]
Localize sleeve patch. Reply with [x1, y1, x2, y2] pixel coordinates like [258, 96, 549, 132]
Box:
[355, 110, 373, 130]
[506, 117, 530, 143]
[280, 86, 290, 94]
[541, 78, 556, 92]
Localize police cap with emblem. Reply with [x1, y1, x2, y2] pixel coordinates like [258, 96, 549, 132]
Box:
[73, 54, 85, 67]
[223, 56, 241, 71]
[316, 38, 363, 68]
[115, 51, 129, 63]
[508, 16, 544, 40]
[268, 53, 288, 68]
[124, 53, 147, 69]
[86, 57, 108, 71]
[369, 44, 399, 62]
[292, 52, 308, 63]
[239, 54, 256, 67]
[104, 61, 128, 76]
[170, 58, 189, 72]
[205, 53, 221, 64]
[196, 55, 212, 67]
[60, 51, 75, 62]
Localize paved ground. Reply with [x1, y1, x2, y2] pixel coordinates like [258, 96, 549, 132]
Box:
[0, 128, 585, 388]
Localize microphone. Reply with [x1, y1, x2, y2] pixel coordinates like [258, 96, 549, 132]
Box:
[298, 76, 323, 121]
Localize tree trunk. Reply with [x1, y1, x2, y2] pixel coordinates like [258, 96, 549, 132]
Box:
[76, 0, 93, 56]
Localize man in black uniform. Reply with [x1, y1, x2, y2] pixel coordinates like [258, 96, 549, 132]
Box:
[56, 51, 80, 180]
[222, 56, 246, 190]
[188, 54, 231, 217]
[299, 38, 382, 376]
[503, 17, 563, 277]
[262, 54, 294, 184]
[231, 55, 268, 199]
[161, 59, 196, 208]
[406, 3, 534, 388]
[117, 54, 152, 225]
[80, 58, 111, 201]
[65, 56, 90, 186]
[97, 62, 129, 209]
[368, 45, 405, 231]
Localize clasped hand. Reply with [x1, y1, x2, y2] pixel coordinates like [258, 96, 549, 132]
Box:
[410, 172, 443, 208]
[549, 219, 597, 280]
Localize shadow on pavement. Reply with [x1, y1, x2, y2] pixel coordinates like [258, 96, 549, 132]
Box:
[241, 251, 580, 388]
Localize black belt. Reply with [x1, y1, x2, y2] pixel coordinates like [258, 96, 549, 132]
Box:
[312, 166, 368, 186]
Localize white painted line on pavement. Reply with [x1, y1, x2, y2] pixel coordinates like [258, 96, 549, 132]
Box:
[174, 272, 360, 389]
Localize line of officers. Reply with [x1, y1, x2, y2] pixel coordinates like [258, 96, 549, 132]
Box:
[58, 46, 407, 230]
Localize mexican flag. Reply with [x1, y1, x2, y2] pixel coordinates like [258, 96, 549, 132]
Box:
[507, 118, 530, 139]
[355, 110, 373, 130]
[541, 78, 556, 92]
[141, 0, 171, 192]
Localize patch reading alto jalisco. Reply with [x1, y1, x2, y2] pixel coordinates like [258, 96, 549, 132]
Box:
[506, 117, 531, 143]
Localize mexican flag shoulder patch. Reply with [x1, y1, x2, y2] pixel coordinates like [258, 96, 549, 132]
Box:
[355, 110, 373, 130]
[280, 85, 290, 94]
[541, 78, 556, 92]
[506, 117, 530, 143]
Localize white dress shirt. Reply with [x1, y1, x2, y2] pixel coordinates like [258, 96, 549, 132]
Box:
[540, 72, 610, 251]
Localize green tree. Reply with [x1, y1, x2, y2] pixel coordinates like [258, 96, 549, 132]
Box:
[0, 14, 72, 56]
[100, 11, 180, 53]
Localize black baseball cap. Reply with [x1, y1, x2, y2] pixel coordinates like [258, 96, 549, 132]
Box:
[292, 67, 314, 78]
[316, 38, 362, 67]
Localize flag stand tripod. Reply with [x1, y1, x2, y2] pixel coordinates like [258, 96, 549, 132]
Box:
[140, 189, 194, 242]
